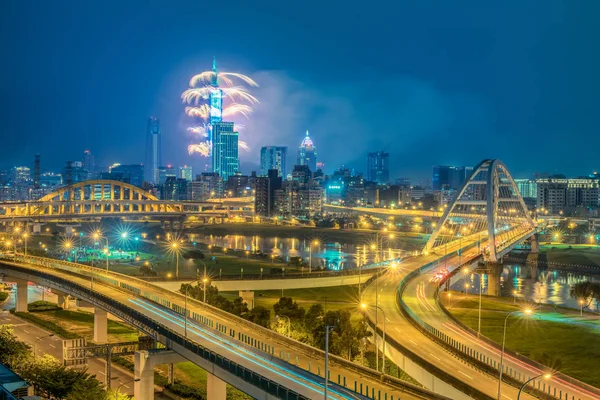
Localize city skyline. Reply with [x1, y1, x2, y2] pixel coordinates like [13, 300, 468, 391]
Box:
[1, 1, 599, 180]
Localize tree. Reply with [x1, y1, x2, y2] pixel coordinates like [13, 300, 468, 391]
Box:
[182, 250, 205, 260]
[273, 297, 305, 322]
[304, 304, 324, 331]
[246, 306, 271, 327]
[570, 281, 596, 309]
[0, 325, 30, 368]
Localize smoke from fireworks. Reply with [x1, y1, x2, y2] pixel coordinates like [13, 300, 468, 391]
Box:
[183, 59, 258, 157]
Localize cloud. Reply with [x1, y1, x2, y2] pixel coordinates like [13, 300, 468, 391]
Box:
[241, 70, 487, 177]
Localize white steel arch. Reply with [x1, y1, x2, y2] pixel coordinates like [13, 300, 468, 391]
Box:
[425, 159, 535, 262]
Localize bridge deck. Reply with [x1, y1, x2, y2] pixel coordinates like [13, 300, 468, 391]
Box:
[0, 255, 433, 400]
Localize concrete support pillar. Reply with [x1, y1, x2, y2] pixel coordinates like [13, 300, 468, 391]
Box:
[206, 373, 226, 400]
[57, 294, 69, 309]
[486, 263, 503, 297]
[239, 291, 255, 310]
[134, 351, 155, 400]
[15, 279, 28, 313]
[531, 233, 539, 254]
[93, 307, 108, 343]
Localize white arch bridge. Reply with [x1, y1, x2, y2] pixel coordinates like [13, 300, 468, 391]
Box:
[424, 159, 538, 262]
[0, 180, 227, 222]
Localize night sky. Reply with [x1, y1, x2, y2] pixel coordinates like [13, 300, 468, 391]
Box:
[0, 1, 598, 180]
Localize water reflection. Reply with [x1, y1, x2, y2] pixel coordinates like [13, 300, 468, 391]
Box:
[194, 234, 410, 271]
[449, 264, 600, 312]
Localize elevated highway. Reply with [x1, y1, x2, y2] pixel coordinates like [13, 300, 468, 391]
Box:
[0, 254, 445, 400]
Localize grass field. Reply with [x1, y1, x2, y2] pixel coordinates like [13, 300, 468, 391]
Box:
[538, 245, 600, 267]
[443, 293, 600, 388]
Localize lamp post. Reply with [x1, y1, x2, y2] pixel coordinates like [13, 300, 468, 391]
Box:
[579, 299, 585, 316]
[309, 240, 319, 273]
[171, 242, 181, 279]
[324, 325, 335, 400]
[513, 289, 518, 305]
[22, 233, 29, 256]
[361, 303, 387, 375]
[34, 333, 55, 360]
[497, 309, 533, 399]
[517, 373, 551, 400]
[115, 378, 140, 398]
[93, 232, 109, 271]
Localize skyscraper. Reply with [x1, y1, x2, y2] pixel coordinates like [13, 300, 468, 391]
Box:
[212, 122, 239, 180]
[260, 146, 287, 177]
[367, 151, 390, 184]
[144, 117, 162, 184]
[432, 165, 472, 190]
[179, 165, 193, 181]
[82, 150, 95, 179]
[297, 130, 317, 172]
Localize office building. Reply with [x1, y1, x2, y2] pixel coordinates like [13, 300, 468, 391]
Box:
[82, 150, 95, 179]
[212, 122, 239, 180]
[163, 177, 188, 201]
[158, 165, 177, 185]
[62, 161, 88, 185]
[225, 172, 254, 197]
[104, 164, 145, 187]
[297, 130, 317, 172]
[187, 172, 223, 201]
[144, 117, 162, 184]
[255, 169, 282, 217]
[180, 165, 193, 181]
[11, 166, 31, 185]
[514, 179, 537, 199]
[367, 151, 390, 184]
[432, 165, 472, 190]
[260, 146, 287, 178]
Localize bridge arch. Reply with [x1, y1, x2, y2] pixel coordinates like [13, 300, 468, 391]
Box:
[38, 180, 158, 202]
[424, 159, 535, 262]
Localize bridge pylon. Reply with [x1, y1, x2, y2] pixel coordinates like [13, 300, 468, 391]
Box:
[424, 159, 536, 262]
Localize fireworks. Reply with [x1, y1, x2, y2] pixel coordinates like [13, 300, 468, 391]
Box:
[183, 57, 258, 158]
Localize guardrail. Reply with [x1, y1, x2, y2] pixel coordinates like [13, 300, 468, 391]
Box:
[1, 260, 310, 400]
[435, 268, 600, 400]
[396, 249, 596, 400]
[1, 254, 446, 400]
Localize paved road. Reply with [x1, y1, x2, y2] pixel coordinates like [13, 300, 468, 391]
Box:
[1, 258, 426, 400]
[362, 245, 600, 400]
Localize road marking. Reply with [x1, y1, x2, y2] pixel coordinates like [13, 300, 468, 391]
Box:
[409, 340, 418, 346]
[123, 385, 130, 389]
[23, 329, 30, 334]
[429, 353, 441, 361]
[458, 371, 473, 380]
[98, 371, 105, 376]
[394, 327, 402, 333]
[49, 344, 56, 348]
[385, 317, 390, 322]
[501, 395, 513, 400]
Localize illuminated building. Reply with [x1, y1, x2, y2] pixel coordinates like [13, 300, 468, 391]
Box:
[537, 177, 599, 214]
[187, 172, 223, 200]
[297, 130, 317, 172]
[163, 177, 188, 201]
[212, 122, 239, 180]
[514, 179, 537, 199]
[144, 116, 162, 184]
[11, 166, 31, 185]
[179, 165, 193, 181]
[260, 146, 287, 178]
[255, 169, 282, 217]
[432, 165, 473, 191]
[367, 151, 389, 184]
[158, 165, 176, 185]
[82, 150, 95, 179]
[104, 164, 144, 187]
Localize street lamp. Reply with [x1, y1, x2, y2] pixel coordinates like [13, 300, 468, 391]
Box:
[93, 231, 109, 271]
[115, 378, 140, 398]
[22, 233, 29, 256]
[324, 325, 335, 400]
[309, 240, 319, 273]
[517, 373, 551, 400]
[579, 299, 585, 316]
[361, 303, 387, 375]
[171, 241, 181, 279]
[497, 309, 533, 400]
[34, 333, 55, 360]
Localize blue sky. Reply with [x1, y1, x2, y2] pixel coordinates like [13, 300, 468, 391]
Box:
[0, 0, 598, 180]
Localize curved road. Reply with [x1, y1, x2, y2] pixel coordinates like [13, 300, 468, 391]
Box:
[363, 248, 599, 400]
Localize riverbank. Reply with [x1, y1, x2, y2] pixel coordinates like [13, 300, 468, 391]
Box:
[189, 223, 427, 249]
[441, 292, 600, 388]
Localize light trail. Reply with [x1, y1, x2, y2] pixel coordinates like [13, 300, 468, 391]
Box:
[128, 298, 363, 400]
